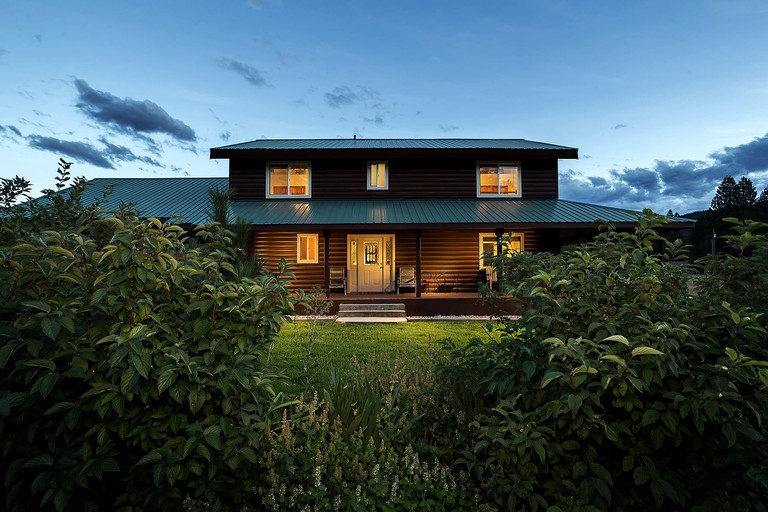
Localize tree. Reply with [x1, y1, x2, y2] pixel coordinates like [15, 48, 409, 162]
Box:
[758, 185, 768, 204]
[735, 176, 757, 205]
[711, 175, 738, 210]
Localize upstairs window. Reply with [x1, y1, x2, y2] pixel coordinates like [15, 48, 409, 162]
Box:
[367, 161, 388, 190]
[477, 162, 521, 197]
[268, 162, 310, 197]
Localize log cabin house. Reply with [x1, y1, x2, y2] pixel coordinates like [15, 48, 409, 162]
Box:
[77, 138, 694, 315]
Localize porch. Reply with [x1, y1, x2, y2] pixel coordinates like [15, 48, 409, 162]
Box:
[297, 291, 517, 317]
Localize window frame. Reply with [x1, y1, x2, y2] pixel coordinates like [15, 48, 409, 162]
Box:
[476, 161, 522, 197]
[266, 161, 312, 198]
[296, 233, 319, 264]
[478, 232, 524, 269]
[367, 161, 388, 190]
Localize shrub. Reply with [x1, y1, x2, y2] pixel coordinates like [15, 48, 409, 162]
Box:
[447, 212, 768, 510]
[0, 208, 296, 511]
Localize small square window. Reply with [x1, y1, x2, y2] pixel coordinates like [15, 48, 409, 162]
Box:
[367, 162, 388, 190]
[268, 162, 311, 197]
[477, 162, 521, 196]
[297, 234, 318, 264]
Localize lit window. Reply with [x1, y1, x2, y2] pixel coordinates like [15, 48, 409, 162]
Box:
[477, 163, 521, 196]
[297, 234, 318, 264]
[367, 162, 388, 190]
[268, 163, 310, 197]
[479, 233, 523, 269]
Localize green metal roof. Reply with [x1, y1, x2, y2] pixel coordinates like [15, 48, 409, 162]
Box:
[65, 178, 693, 228]
[212, 138, 577, 152]
[229, 198, 692, 228]
[77, 177, 228, 225]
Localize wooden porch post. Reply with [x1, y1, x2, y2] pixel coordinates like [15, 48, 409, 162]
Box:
[323, 230, 330, 290]
[415, 229, 422, 298]
[495, 227, 505, 287]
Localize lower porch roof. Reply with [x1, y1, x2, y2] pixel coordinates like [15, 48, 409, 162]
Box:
[74, 178, 694, 229]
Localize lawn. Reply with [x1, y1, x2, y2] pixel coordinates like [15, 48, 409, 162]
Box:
[266, 319, 491, 394]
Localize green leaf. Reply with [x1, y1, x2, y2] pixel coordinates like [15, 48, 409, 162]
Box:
[0, 342, 15, 369]
[631, 346, 665, 357]
[642, 409, 660, 427]
[21, 301, 51, 313]
[137, 451, 162, 466]
[44, 401, 75, 415]
[21, 454, 54, 469]
[603, 334, 630, 346]
[567, 394, 583, 415]
[157, 370, 177, 394]
[633, 466, 650, 485]
[188, 388, 205, 414]
[522, 360, 537, 381]
[240, 447, 257, 464]
[599, 354, 626, 367]
[572, 460, 587, 478]
[23, 359, 56, 371]
[41, 317, 61, 340]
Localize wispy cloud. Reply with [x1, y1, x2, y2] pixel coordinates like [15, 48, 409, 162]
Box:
[324, 85, 381, 109]
[613, 124, 627, 130]
[73, 79, 197, 143]
[27, 135, 115, 169]
[560, 132, 768, 212]
[0, 124, 22, 140]
[217, 58, 269, 87]
[440, 124, 459, 133]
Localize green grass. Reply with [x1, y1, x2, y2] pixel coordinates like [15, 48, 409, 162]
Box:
[266, 320, 490, 394]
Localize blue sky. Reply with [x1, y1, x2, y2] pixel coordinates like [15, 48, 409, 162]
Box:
[2, 0, 768, 213]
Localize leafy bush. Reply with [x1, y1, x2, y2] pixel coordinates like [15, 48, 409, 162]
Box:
[0, 206, 296, 510]
[447, 212, 768, 510]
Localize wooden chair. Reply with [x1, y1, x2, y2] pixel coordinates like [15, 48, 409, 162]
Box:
[437, 271, 459, 293]
[329, 267, 347, 295]
[396, 267, 416, 294]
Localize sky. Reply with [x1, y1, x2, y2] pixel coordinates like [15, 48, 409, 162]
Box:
[2, 0, 768, 214]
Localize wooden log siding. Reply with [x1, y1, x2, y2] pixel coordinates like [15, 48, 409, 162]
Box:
[250, 229, 540, 293]
[229, 157, 559, 200]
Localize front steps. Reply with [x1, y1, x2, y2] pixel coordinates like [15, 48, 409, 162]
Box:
[336, 303, 407, 323]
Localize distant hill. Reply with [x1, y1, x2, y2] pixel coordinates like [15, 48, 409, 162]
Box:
[680, 210, 707, 220]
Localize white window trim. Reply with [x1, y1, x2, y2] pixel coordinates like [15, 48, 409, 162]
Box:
[478, 232, 524, 269]
[266, 161, 312, 198]
[476, 161, 522, 197]
[297, 233, 319, 264]
[367, 161, 388, 190]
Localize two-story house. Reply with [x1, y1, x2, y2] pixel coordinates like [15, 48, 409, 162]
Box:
[74, 138, 693, 314]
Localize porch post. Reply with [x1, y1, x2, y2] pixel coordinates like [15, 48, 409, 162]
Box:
[415, 229, 422, 298]
[494, 227, 505, 288]
[323, 230, 330, 290]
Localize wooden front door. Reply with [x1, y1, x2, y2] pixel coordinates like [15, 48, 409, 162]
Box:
[358, 237, 384, 292]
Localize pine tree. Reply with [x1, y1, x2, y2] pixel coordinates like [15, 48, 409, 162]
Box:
[710, 175, 738, 210]
[757, 185, 768, 204]
[734, 176, 757, 206]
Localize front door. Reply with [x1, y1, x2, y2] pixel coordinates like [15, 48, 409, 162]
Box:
[359, 237, 384, 292]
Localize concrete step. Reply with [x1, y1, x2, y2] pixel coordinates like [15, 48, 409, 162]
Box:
[336, 316, 407, 324]
[336, 303, 407, 323]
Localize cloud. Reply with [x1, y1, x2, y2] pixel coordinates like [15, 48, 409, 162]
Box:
[560, 132, 768, 212]
[74, 79, 197, 143]
[440, 124, 459, 133]
[324, 85, 381, 109]
[217, 58, 269, 87]
[613, 124, 627, 130]
[220, 131, 231, 142]
[0, 125, 22, 140]
[27, 135, 115, 169]
[364, 115, 384, 126]
[97, 137, 163, 167]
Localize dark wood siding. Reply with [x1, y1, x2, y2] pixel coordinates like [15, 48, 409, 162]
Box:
[229, 157, 559, 200]
[251, 228, 540, 293]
